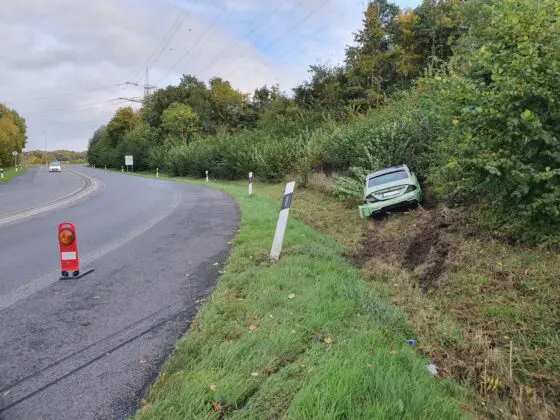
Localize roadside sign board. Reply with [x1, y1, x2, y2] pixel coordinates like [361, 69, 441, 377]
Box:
[125, 155, 133, 166]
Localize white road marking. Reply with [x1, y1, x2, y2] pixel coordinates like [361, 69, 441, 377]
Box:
[0, 168, 102, 228]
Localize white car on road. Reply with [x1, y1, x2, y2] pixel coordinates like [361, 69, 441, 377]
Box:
[49, 161, 62, 172]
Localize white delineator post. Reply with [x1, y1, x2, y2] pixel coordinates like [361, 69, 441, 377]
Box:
[270, 181, 295, 261]
[104, 165, 107, 172]
[156, 168, 159, 178]
[248, 172, 253, 196]
[205, 170, 209, 183]
[121, 166, 124, 173]
[0, 168, 3, 179]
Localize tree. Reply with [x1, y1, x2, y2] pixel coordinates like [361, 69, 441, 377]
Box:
[208, 77, 253, 131]
[431, 0, 560, 243]
[293, 64, 349, 118]
[119, 123, 156, 170]
[252, 84, 281, 110]
[345, 0, 402, 109]
[161, 103, 199, 144]
[106, 107, 140, 145]
[406, 0, 464, 72]
[0, 104, 27, 167]
[87, 126, 113, 167]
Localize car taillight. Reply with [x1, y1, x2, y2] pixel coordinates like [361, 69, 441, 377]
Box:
[404, 185, 417, 193]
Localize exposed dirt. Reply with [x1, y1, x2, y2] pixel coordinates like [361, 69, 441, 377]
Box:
[353, 206, 456, 292]
[258, 184, 559, 419]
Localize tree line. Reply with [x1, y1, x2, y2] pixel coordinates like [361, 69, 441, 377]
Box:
[88, 0, 464, 173]
[24, 150, 87, 164]
[88, 0, 560, 245]
[0, 103, 27, 168]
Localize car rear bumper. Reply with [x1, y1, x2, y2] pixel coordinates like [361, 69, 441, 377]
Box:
[358, 190, 421, 218]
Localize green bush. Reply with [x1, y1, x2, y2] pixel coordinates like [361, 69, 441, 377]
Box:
[321, 91, 450, 178]
[427, 0, 560, 245]
[332, 167, 369, 202]
[167, 129, 304, 181]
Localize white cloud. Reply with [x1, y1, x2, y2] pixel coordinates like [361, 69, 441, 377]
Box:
[0, 0, 420, 151]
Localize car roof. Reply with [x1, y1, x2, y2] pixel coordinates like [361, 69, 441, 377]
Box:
[366, 164, 409, 179]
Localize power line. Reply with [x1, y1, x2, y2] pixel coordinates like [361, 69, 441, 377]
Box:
[156, 6, 226, 85]
[145, 14, 187, 78]
[42, 118, 110, 128]
[7, 84, 127, 104]
[128, 13, 184, 83]
[264, 3, 357, 69]
[269, 27, 329, 66]
[224, 0, 332, 81]
[25, 99, 127, 117]
[193, 2, 304, 80]
[128, 8, 188, 84]
[116, 97, 144, 104]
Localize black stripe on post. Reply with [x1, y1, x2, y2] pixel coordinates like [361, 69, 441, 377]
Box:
[280, 193, 293, 210]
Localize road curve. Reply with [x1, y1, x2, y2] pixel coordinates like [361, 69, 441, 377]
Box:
[0, 166, 102, 228]
[0, 166, 239, 419]
[0, 166, 84, 214]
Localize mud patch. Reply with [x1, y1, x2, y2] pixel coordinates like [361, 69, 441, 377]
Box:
[355, 207, 455, 291]
[404, 216, 453, 291]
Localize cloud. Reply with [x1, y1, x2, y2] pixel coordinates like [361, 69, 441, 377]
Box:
[0, 0, 420, 151]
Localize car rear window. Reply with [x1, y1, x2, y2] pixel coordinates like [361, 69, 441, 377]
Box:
[367, 170, 409, 188]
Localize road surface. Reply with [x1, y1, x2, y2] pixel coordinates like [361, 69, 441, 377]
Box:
[0, 166, 85, 215]
[0, 166, 239, 419]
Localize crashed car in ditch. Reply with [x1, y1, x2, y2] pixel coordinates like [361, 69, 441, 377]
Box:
[358, 164, 422, 218]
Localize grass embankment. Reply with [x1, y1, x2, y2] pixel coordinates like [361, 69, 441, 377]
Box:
[0, 166, 27, 183]
[246, 175, 559, 419]
[135, 174, 468, 419]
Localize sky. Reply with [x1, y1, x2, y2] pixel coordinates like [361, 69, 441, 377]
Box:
[0, 0, 421, 151]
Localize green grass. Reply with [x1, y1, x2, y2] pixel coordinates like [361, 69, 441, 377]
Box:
[244, 178, 559, 419]
[0, 166, 27, 183]
[131, 173, 470, 419]
[111, 169, 559, 417]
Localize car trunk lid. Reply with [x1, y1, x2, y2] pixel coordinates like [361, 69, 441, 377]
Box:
[365, 179, 410, 202]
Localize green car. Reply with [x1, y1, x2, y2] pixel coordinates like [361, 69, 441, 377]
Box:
[358, 164, 422, 218]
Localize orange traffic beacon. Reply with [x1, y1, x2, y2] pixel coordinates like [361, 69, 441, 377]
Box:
[58, 222, 80, 277]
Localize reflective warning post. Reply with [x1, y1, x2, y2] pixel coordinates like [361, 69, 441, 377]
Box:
[270, 181, 295, 261]
[58, 222, 80, 277]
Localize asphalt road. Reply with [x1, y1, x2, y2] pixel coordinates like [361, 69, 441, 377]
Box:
[0, 166, 239, 419]
[0, 166, 83, 215]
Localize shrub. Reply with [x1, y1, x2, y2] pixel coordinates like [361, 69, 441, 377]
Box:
[168, 129, 305, 182]
[332, 167, 369, 202]
[427, 0, 560, 245]
[321, 91, 450, 178]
